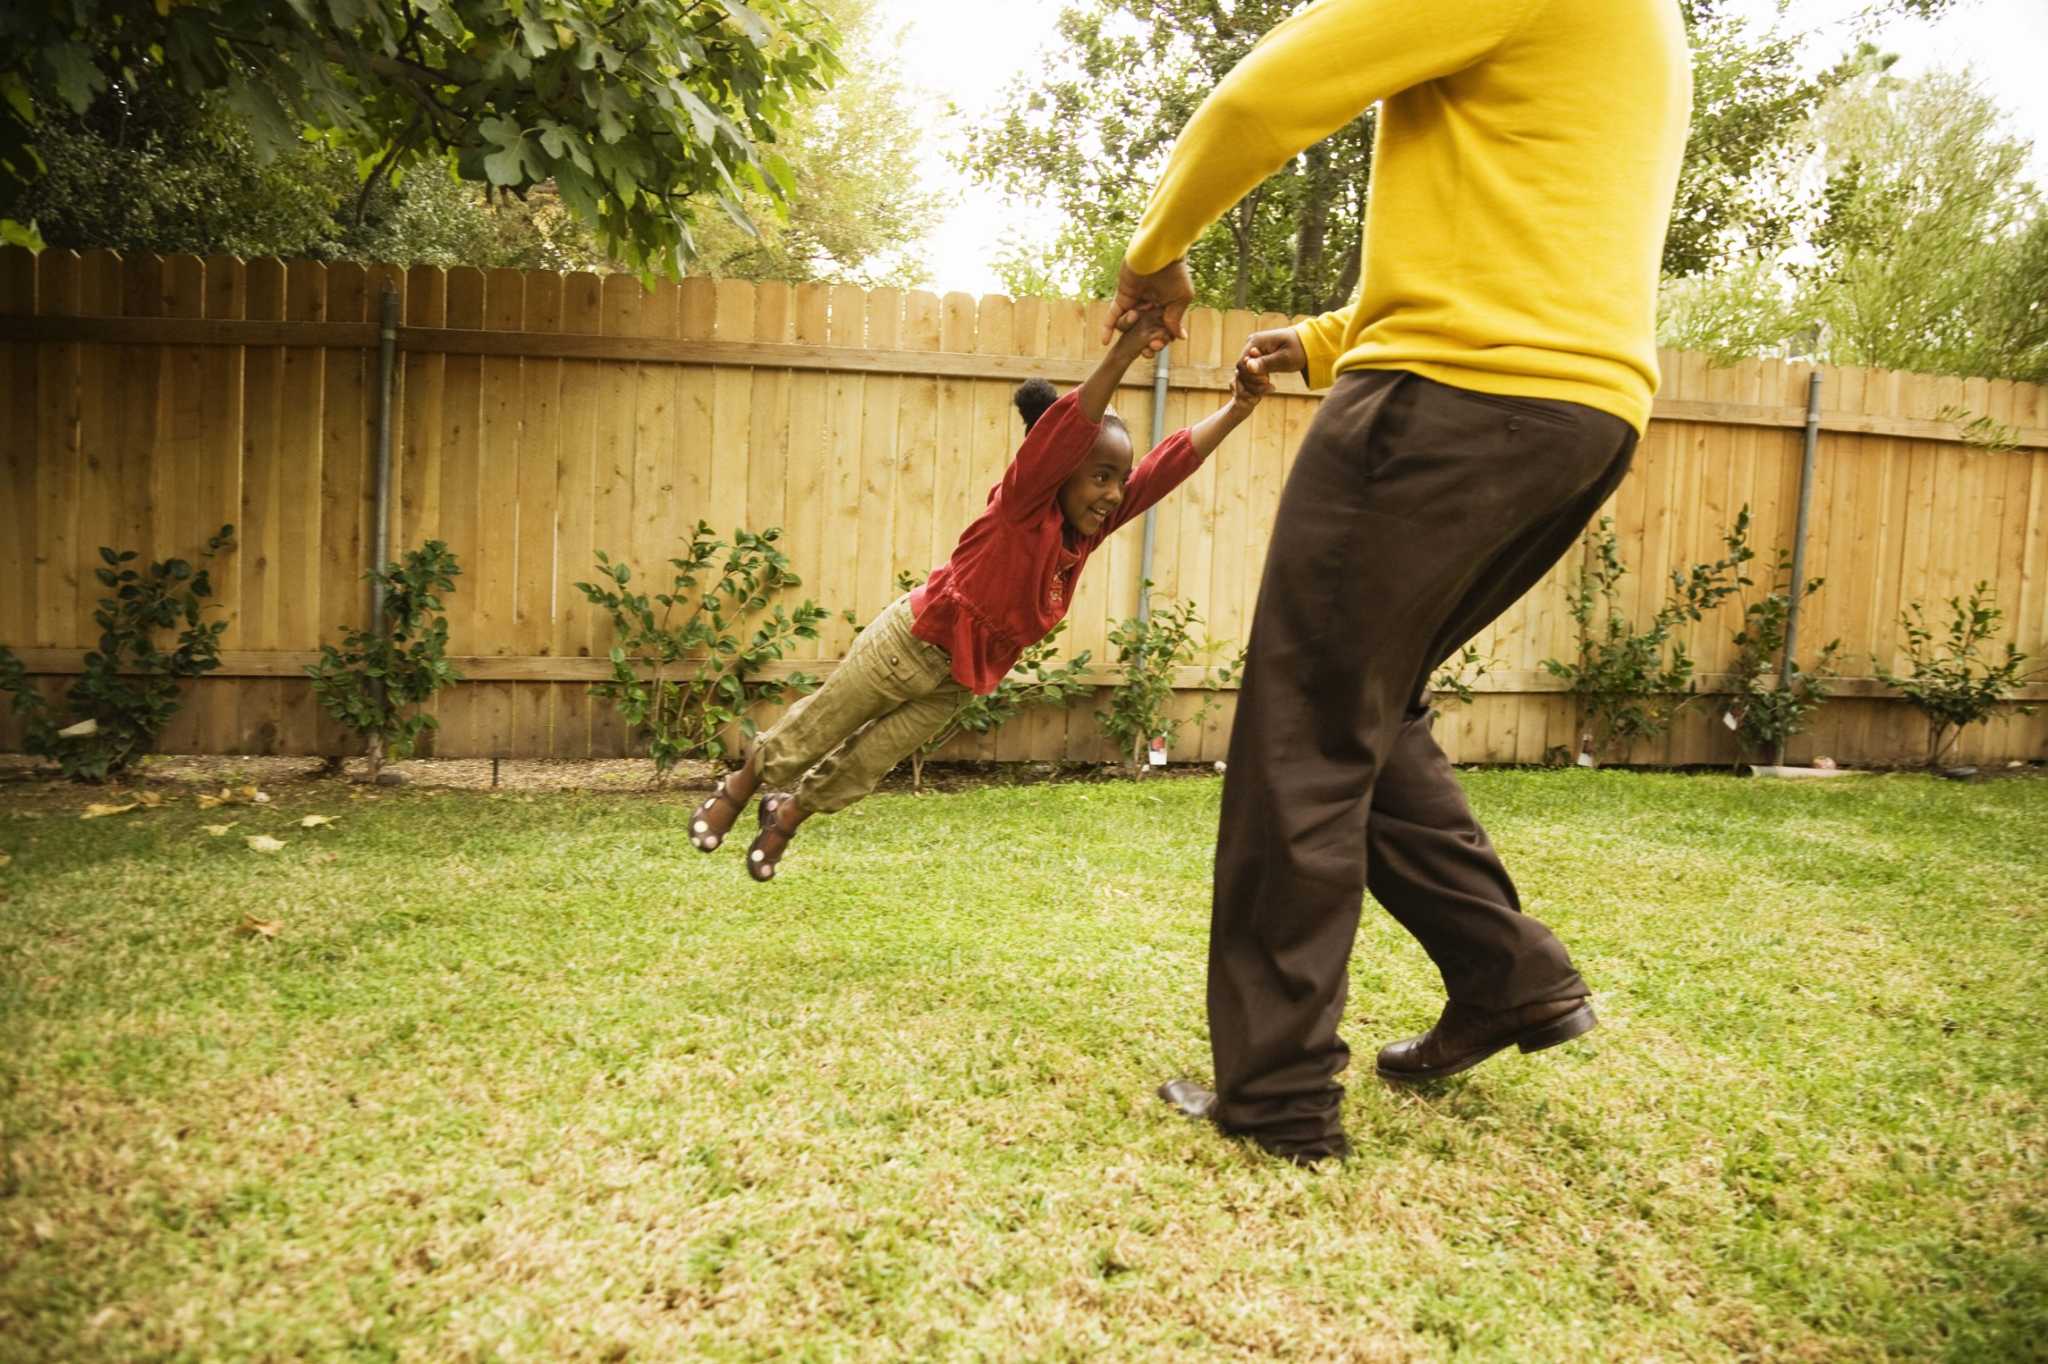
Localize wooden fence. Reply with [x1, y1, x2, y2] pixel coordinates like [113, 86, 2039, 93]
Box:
[3, 249, 2046, 768]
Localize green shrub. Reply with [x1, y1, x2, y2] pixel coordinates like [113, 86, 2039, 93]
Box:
[1541, 517, 1747, 762]
[0, 526, 235, 781]
[305, 541, 465, 775]
[1876, 582, 2039, 766]
[1429, 644, 1503, 710]
[1717, 507, 1839, 763]
[576, 524, 827, 774]
[1098, 586, 1243, 772]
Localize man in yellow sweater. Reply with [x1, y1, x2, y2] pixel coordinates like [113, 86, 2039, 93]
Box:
[1134, 0, 1693, 1165]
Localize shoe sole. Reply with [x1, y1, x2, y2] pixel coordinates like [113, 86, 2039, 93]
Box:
[1376, 1002, 1598, 1084]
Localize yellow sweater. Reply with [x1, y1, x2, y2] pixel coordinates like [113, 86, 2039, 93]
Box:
[1127, 0, 1692, 434]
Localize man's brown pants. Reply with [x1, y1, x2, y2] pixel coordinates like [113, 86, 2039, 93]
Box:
[1209, 370, 1638, 1154]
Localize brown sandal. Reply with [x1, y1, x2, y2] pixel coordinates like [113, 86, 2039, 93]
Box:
[747, 793, 798, 881]
[687, 778, 747, 852]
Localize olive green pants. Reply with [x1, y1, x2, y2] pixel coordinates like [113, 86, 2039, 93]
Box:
[752, 595, 969, 813]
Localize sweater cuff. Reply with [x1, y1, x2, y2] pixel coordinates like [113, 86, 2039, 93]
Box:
[1298, 320, 1341, 392]
[1125, 226, 1179, 279]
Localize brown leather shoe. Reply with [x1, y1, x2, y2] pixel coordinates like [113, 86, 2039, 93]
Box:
[1376, 998, 1597, 1083]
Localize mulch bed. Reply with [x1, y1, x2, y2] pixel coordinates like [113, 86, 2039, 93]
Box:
[0, 752, 1228, 809]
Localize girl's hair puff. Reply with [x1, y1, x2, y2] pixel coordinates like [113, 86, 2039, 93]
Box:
[1013, 379, 1057, 432]
[1014, 379, 1128, 438]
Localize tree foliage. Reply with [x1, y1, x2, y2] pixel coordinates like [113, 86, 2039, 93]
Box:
[963, 0, 1371, 314]
[962, 0, 1926, 311]
[687, 0, 939, 287]
[1663, 2, 1851, 277]
[11, 78, 613, 269]
[1, 0, 841, 274]
[1659, 63, 2048, 384]
[1804, 67, 2047, 382]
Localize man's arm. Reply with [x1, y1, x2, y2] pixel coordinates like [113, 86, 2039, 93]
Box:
[1106, 0, 1535, 341]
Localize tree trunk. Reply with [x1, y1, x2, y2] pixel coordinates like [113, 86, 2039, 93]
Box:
[1230, 216, 1253, 311]
[1228, 187, 1265, 311]
[1292, 145, 1332, 315]
[366, 731, 385, 780]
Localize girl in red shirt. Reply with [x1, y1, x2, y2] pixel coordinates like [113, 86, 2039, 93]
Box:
[691, 311, 1269, 880]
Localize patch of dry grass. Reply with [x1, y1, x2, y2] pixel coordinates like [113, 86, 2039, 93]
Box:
[0, 771, 2043, 1360]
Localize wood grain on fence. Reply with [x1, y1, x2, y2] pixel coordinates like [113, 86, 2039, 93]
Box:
[3, 248, 2045, 769]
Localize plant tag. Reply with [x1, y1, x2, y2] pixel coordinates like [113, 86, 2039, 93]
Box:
[1723, 709, 1739, 731]
[1147, 736, 1168, 768]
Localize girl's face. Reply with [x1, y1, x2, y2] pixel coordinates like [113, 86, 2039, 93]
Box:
[1059, 422, 1133, 537]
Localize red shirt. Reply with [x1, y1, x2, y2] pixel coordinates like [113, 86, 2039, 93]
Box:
[910, 389, 1204, 695]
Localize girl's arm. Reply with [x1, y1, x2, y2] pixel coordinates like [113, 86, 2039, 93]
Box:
[1187, 364, 1266, 460]
[998, 312, 1167, 512]
[1077, 310, 1165, 422]
[1100, 364, 1268, 537]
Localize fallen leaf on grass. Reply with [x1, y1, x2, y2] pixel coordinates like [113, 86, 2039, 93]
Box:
[238, 914, 281, 939]
[202, 823, 238, 837]
[299, 815, 337, 829]
[135, 790, 166, 808]
[198, 785, 271, 810]
[0, 852, 10, 867]
[81, 802, 139, 820]
[311, 851, 339, 865]
[245, 835, 287, 853]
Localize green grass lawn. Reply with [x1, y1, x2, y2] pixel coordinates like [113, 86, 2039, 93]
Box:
[1, 769, 2043, 1362]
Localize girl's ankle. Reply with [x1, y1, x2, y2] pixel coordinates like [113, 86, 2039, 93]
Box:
[724, 765, 762, 803]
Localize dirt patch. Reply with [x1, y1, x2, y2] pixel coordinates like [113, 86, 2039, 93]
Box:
[0, 752, 1227, 809]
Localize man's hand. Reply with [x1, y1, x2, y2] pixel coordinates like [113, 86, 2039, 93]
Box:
[1103, 257, 1196, 354]
[1237, 326, 1307, 379]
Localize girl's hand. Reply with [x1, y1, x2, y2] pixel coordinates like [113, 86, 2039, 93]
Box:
[1230, 360, 1271, 415]
[1237, 326, 1307, 378]
[1110, 307, 1170, 364]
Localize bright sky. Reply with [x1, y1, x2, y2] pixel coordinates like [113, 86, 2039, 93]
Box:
[875, 0, 2048, 297]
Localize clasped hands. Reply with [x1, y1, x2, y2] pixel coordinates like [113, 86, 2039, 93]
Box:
[1103, 255, 1301, 402]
